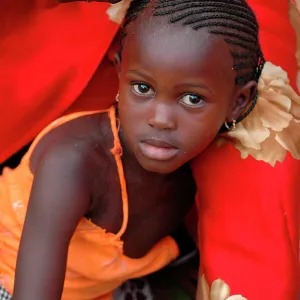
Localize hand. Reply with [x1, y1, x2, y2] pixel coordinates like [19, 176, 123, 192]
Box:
[58, 0, 122, 3]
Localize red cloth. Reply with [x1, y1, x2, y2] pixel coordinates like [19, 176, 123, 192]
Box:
[250, 0, 298, 88]
[193, 1, 299, 299]
[0, 0, 118, 163]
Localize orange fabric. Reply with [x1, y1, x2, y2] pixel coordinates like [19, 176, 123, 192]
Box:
[193, 1, 299, 299]
[0, 107, 179, 300]
[0, 1, 119, 164]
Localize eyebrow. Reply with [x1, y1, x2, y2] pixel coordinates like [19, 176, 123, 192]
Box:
[175, 82, 214, 95]
[126, 70, 153, 82]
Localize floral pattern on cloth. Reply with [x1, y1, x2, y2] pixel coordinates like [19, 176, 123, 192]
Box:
[217, 62, 300, 166]
[106, 0, 132, 24]
[199, 276, 247, 300]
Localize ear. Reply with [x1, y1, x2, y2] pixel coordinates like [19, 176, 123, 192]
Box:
[228, 80, 257, 121]
[114, 52, 122, 79]
[107, 32, 122, 79]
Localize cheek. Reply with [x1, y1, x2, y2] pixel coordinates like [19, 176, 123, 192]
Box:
[183, 125, 219, 155]
[118, 83, 150, 126]
[118, 93, 146, 140]
[118, 106, 136, 134]
[180, 106, 226, 153]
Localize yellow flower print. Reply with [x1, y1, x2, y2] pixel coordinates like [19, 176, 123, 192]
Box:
[218, 62, 300, 166]
[199, 275, 247, 300]
[106, 0, 132, 25]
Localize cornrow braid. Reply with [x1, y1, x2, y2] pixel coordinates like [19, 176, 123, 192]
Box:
[122, 0, 265, 128]
[120, 0, 150, 54]
[123, 0, 150, 29]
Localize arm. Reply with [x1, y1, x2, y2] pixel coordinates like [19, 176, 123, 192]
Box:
[13, 146, 91, 300]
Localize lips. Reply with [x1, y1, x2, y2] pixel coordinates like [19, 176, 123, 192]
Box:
[139, 138, 179, 161]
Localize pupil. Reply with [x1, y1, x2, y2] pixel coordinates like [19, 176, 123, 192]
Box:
[138, 84, 149, 93]
[189, 95, 199, 104]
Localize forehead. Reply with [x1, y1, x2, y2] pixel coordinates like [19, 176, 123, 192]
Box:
[122, 11, 234, 82]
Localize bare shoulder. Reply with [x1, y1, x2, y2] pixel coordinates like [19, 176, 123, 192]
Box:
[29, 111, 114, 174]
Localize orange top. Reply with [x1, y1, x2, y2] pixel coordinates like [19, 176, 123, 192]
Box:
[0, 107, 179, 300]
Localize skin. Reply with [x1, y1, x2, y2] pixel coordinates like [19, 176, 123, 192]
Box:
[118, 9, 256, 174]
[13, 113, 195, 300]
[13, 3, 256, 300]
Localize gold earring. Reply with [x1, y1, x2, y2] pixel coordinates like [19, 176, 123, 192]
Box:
[116, 93, 119, 103]
[224, 120, 236, 131]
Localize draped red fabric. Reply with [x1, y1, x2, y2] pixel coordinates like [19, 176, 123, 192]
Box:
[250, 0, 297, 88]
[0, 0, 118, 164]
[193, 1, 299, 299]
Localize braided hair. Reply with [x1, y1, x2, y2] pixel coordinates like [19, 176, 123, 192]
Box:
[122, 0, 265, 126]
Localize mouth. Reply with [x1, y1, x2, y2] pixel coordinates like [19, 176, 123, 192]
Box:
[139, 138, 179, 161]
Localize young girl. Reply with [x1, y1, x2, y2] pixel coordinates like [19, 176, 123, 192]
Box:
[0, 0, 265, 299]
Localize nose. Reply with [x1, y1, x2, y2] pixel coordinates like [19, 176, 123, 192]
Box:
[148, 102, 176, 130]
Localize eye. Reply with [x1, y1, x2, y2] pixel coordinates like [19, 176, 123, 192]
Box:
[132, 83, 154, 96]
[179, 94, 204, 108]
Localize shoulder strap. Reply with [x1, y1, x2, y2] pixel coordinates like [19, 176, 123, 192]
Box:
[108, 106, 129, 238]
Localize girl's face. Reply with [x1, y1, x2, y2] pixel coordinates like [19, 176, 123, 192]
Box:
[118, 17, 243, 174]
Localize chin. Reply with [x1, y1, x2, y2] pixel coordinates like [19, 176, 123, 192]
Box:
[137, 157, 183, 174]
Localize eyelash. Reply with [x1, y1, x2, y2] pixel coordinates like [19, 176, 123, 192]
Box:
[130, 82, 205, 108]
[131, 82, 154, 96]
[178, 94, 205, 108]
